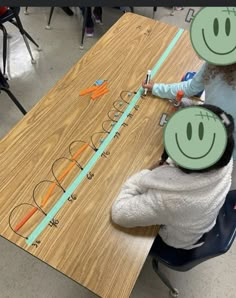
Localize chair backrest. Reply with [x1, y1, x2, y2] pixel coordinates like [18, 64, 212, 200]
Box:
[151, 190, 236, 271]
[0, 6, 8, 16]
[0, 7, 20, 24]
[200, 189, 236, 255]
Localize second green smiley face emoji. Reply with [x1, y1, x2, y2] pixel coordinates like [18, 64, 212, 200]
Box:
[190, 7, 236, 65]
[164, 107, 227, 170]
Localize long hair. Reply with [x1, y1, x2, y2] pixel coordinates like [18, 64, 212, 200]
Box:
[161, 104, 235, 174]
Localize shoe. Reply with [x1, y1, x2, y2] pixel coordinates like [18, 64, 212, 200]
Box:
[93, 14, 103, 24]
[86, 27, 94, 37]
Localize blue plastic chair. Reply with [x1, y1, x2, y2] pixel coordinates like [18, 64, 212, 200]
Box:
[149, 190, 236, 297]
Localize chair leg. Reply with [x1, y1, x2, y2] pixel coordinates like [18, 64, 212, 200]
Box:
[21, 28, 40, 48]
[46, 7, 55, 30]
[9, 19, 40, 48]
[24, 7, 29, 15]
[22, 34, 36, 64]
[1, 87, 27, 115]
[80, 7, 87, 49]
[9, 8, 41, 62]
[153, 7, 157, 19]
[0, 24, 8, 77]
[152, 259, 179, 297]
[170, 7, 176, 16]
[10, 8, 40, 49]
[0, 69, 9, 88]
[9, 19, 37, 63]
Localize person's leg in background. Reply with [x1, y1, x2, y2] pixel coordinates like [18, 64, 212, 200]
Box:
[80, 7, 94, 37]
[93, 7, 102, 24]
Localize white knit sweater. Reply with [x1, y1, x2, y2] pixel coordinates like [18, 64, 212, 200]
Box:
[112, 159, 233, 249]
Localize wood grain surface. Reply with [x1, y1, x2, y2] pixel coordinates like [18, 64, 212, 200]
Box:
[0, 13, 202, 298]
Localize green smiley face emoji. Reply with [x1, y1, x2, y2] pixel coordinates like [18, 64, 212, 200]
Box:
[164, 107, 227, 170]
[190, 7, 236, 65]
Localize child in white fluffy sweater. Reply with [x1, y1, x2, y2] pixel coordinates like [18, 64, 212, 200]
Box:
[112, 105, 234, 249]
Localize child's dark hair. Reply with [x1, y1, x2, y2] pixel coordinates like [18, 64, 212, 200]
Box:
[161, 104, 235, 174]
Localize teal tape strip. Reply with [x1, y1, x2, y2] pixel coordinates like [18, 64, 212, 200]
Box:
[26, 28, 184, 246]
[150, 28, 184, 79]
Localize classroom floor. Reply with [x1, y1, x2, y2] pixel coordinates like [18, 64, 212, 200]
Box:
[0, 7, 235, 298]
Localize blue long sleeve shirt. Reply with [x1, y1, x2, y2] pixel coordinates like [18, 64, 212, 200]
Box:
[152, 63, 236, 160]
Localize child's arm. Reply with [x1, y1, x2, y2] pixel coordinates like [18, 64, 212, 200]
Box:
[144, 63, 206, 100]
[111, 170, 168, 228]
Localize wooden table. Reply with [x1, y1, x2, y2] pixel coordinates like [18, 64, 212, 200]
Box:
[0, 13, 202, 298]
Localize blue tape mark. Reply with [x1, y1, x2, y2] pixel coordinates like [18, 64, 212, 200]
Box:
[26, 28, 184, 246]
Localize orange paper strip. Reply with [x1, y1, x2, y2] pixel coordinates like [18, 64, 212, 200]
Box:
[14, 143, 89, 232]
[79, 86, 99, 96]
[91, 88, 109, 100]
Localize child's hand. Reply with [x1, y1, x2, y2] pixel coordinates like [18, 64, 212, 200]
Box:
[142, 80, 154, 92]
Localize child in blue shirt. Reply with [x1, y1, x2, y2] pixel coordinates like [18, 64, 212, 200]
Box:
[143, 62, 236, 187]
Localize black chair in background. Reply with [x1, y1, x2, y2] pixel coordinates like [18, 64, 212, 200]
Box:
[24, 7, 134, 49]
[0, 68, 27, 115]
[149, 190, 236, 297]
[24, 6, 74, 30]
[41, 7, 86, 49]
[45, 7, 74, 29]
[0, 7, 40, 77]
[43, 6, 134, 30]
